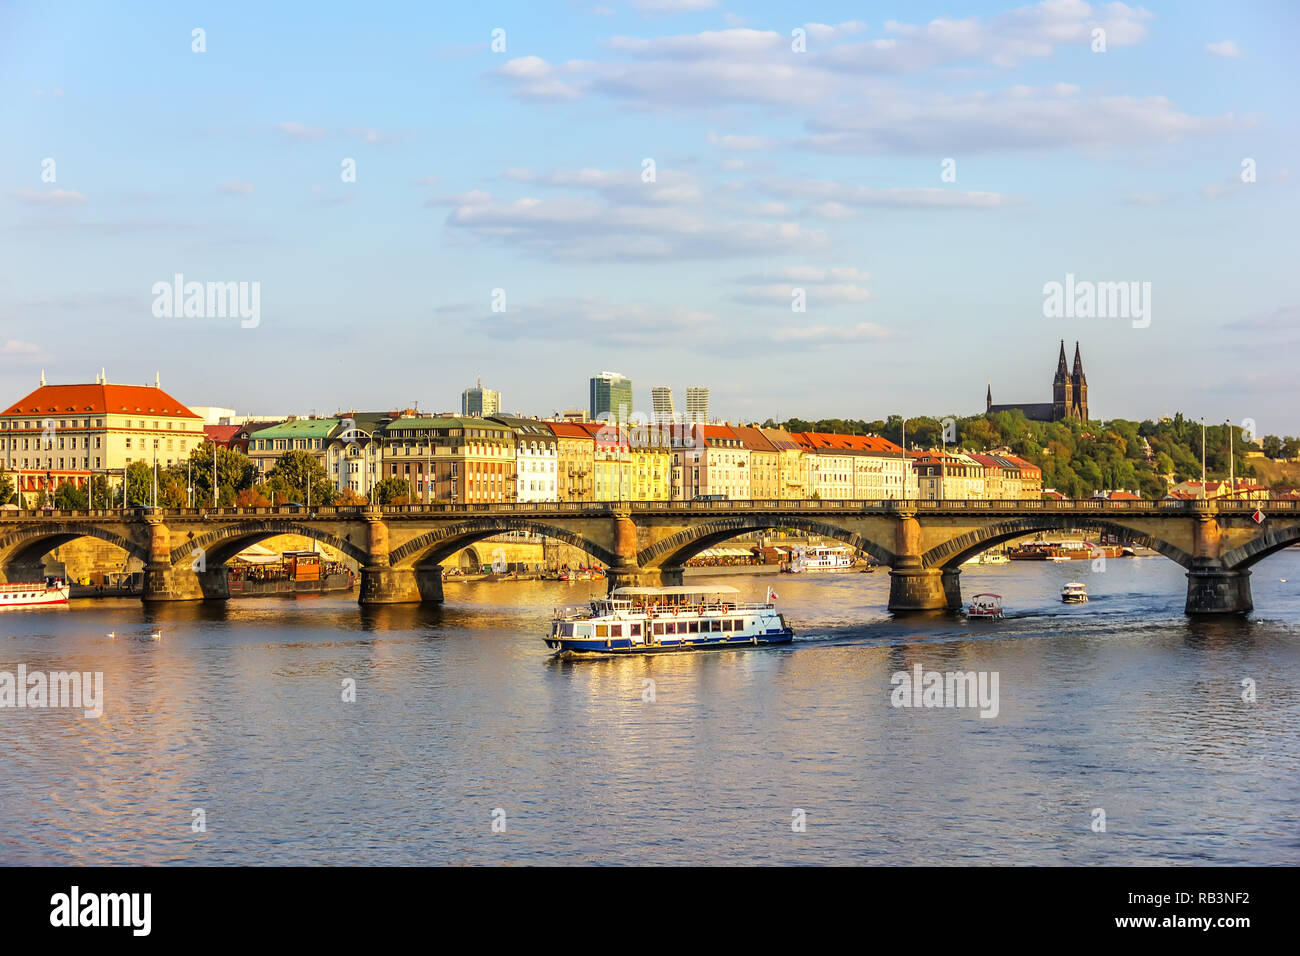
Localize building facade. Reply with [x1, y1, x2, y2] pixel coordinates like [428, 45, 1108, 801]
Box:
[547, 421, 595, 502]
[1, 375, 204, 503]
[685, 386, 709, 424]
[589, 371, 633, 423]
[491, 417, 557, 502]
[461, 379, 501, 418]
[379, 416, 515, 504]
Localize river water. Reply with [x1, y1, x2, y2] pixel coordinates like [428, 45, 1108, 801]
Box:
[2, 552, 1298, 865]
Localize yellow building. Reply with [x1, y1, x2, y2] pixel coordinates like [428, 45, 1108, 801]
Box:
[1, 373, 204, 503]
[547, 421, 595, 502]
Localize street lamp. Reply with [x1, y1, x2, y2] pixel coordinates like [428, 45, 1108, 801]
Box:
[1226, 419, 1234, 499]
[152, 439, 159, 508]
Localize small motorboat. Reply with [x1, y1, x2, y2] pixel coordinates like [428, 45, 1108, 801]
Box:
[1061, 582, 1089, 603]
[966, 593, 1004, 619]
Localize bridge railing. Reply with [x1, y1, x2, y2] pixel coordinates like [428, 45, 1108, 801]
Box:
[2, 498, 1294, 519]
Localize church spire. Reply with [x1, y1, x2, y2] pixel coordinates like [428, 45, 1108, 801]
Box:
[1053, 340, 1068, 384]
[986, 380, 992, 411]
[1072, 341, 1086, 384]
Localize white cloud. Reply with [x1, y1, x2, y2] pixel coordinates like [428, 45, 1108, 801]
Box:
[1205, 40, 1242, 57]
[631, 0, 719, 13]
[765, 177, 1018, 209]
[12, 188, 87, 205]
[772, 322, 892, 345]
[274, 122, 327, 141]
[218, 182, 255, 196]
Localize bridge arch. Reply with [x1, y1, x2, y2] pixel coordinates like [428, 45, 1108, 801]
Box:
[388, 519, 617, 569]
[922, 516, 1194, 570]
[1221, 524, 1300, 571]
[169, 520, 368, 568]
[638, 515, 895, 570]
[0, 523, 150, 578]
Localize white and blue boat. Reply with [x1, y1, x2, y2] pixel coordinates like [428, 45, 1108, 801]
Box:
[545, 585, 794, 656]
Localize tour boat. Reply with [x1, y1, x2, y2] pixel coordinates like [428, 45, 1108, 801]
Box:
[545, 585, 794, 655]
[786, 545, 856, 573]
[966, 593, 1004, 619]
[0, 578, 71, 609]
[1061, 582, 1089, 603]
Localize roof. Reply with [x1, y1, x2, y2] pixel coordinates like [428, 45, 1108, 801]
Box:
[489, 416, 558, 438]
[546, 421, 595, 440]
[791, 432, 903, 455]
[248, 418, 340, 440]
[203, 424, 242, 442]
[730, 425, 778, 453]
[757, 427, 801, 450]
[381, 416, 510, 434]
[3, 382, 201, 419]
[612, 585, 740, 595]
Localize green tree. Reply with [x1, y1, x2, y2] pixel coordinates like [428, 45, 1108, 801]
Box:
[370, 476, 412, 505]
[53, 481, 88, 510]
[125, 461, 154, 507]
[187, 442, 255, 506]
[267, 450, 335, 506]
[0, 469, 13, 505]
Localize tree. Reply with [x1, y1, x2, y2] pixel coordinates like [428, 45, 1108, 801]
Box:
[335, 488, 368, 506]
[186, 442, 255, 506]
[0, 469, 13, 505]
[370, 476, 412, 505]
[267, 450, 335, 506]
[125, 461, 154, 507]
[236, 487, 273, 507]
[53, 481, 88, 510]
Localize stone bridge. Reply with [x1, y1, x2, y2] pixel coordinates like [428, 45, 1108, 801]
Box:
[1, 498, 1297, 614]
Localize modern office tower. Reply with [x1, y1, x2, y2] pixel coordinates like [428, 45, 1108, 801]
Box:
[685, 386, 710, 424]
[590, 371, 633, 423]
[461, 378, 501, 418]
[651, 386, 677, 423]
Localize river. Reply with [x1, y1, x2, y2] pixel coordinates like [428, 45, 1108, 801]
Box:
[2, 552, 1298, 865]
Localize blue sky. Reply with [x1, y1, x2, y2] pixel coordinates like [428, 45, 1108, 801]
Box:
[2, 1, 1297, 432]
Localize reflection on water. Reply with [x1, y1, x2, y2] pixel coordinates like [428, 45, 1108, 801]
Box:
[1, 553, 1298, 864]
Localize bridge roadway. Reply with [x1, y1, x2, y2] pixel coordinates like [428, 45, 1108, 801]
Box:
[2, 498, 1297, 614]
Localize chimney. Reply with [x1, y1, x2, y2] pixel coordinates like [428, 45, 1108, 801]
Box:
[155, 371, 160, 388]
[40, 369, 46, 386]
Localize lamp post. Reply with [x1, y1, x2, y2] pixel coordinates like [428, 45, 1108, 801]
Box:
[152, 439, 159, 508]
[1226, 419, 1234, 500]
[1200, 417, 1206, 499]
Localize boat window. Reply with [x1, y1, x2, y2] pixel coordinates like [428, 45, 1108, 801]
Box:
[577, 625, 593, 637]
[630, 624, 641, 636]
[653, 622, 664, 635]
[596, 625, 608, 638]
[722, 619, 733, 631]
[666, 622, 677, 635]
[688, 621, 699, 633]
[710, 620, 721, 632]
[610, 624, 623, 637]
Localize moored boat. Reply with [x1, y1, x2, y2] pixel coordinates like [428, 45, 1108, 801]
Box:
[0, 578, 71, 609]
[545, 585, 793, 655]
[786, 545, 856, 573]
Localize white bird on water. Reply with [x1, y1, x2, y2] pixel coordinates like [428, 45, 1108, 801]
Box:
[106, 631, 115, 639]
[145, 630, 162, 641]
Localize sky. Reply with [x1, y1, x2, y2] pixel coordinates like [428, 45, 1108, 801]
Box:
[2, 1, 1298, 433]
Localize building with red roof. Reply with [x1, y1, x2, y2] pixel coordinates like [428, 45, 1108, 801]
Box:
[2, 373, 203, 504]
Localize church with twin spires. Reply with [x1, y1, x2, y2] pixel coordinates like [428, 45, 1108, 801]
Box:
[986, 340, 1089, 423]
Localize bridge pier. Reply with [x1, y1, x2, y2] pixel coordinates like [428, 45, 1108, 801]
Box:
[357, 510, 444, 604]
[142, 565, 230, 602]
[0, 560, 47, 585]
[941, 567, 963, 611]
[606, 565, 684, 592]
[1185, 568, 1252, 615]
[1183, 511, 1252, 614]
[359, 566, 444, 604]
[887, 512, 951, 612]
